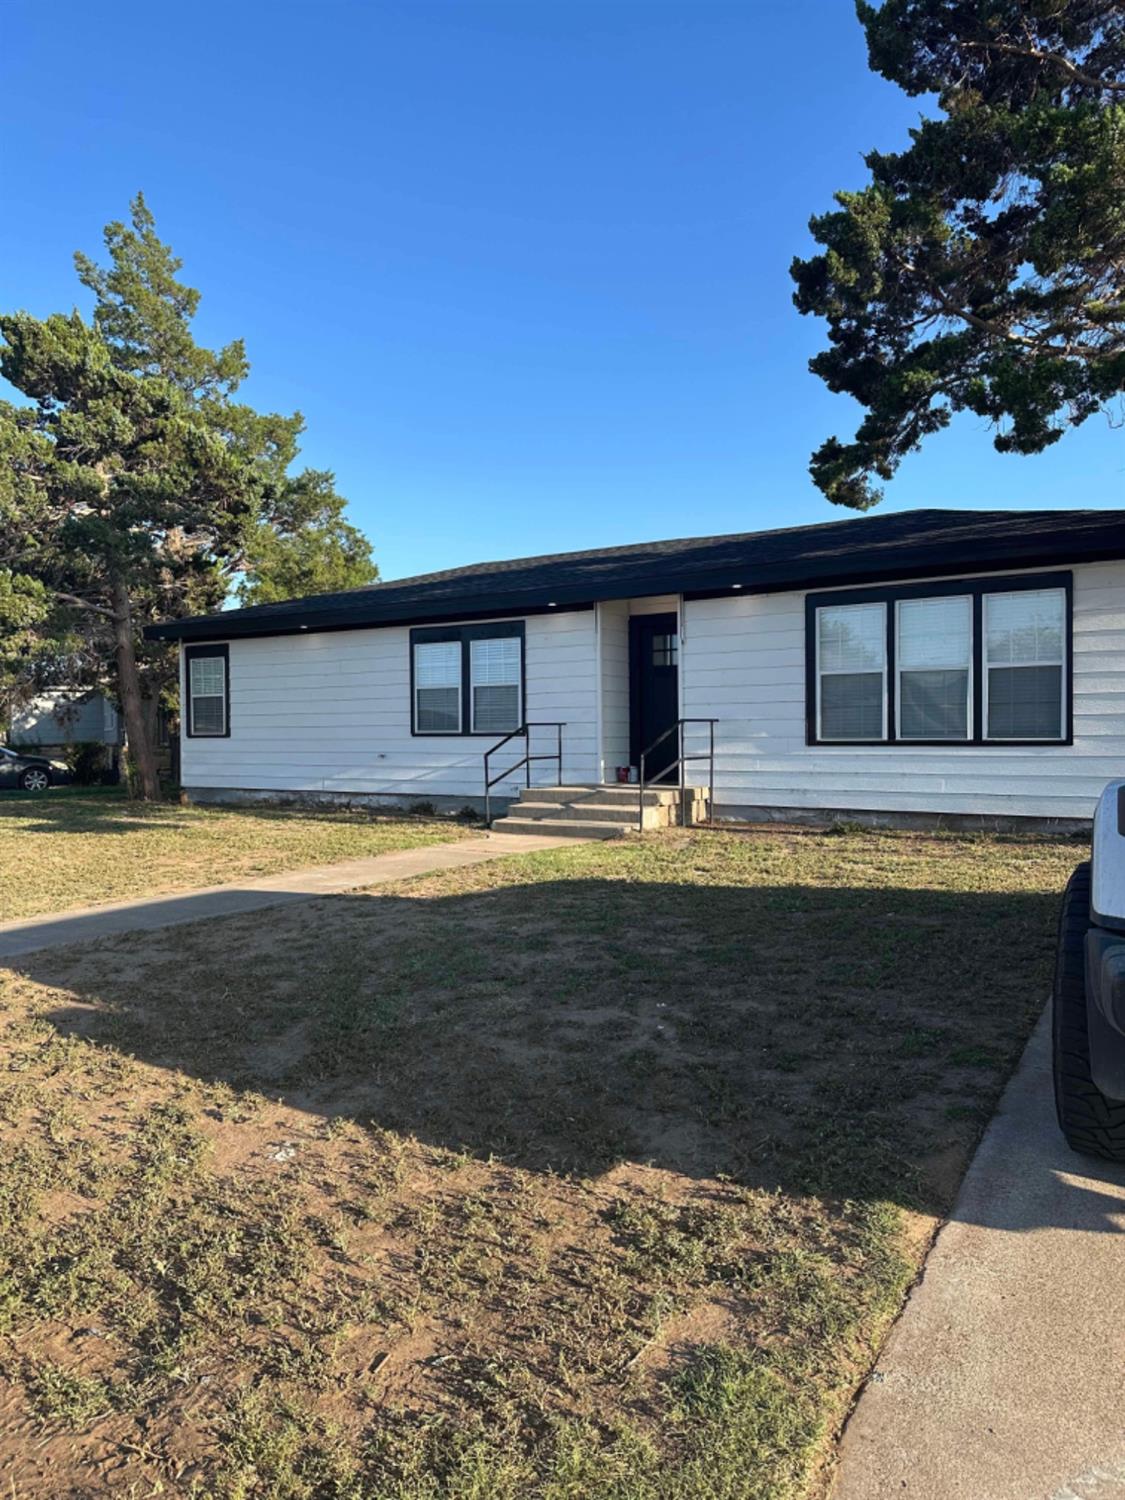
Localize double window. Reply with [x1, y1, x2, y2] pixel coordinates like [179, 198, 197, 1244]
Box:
[807, 574, 1070, 745]
[185, 645, 229, 737]
[411, 622, 524, 735]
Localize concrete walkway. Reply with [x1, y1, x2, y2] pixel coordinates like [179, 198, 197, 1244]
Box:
[833, 1009, 1125, 1500]
[0, 833, 570, 960]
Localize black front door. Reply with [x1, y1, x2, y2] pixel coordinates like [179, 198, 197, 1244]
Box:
[630, 612, 680, 782]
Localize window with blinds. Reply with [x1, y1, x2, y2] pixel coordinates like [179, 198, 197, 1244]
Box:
[817, 602, 886, 740]
[414, 641, 461, 733]
[807, 575, 1070, 746]
[411, 623, 524, 735]
[984, 589, 1065, 740]
[470, 637, 521, 733]
[897, 596, 971, 740]
[187, 651, 227, 737]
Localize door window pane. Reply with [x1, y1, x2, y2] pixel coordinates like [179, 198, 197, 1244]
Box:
[652, 633, 678, 667]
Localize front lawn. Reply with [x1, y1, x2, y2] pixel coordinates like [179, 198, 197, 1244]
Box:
[0, 826, 1081, 1498]
[0, 794, 473, 921]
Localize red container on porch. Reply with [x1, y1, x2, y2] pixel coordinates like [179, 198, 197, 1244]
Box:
[616, 765, 632, 784]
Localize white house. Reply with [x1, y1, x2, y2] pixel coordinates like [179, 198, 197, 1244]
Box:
[146, 508, 1125, 833]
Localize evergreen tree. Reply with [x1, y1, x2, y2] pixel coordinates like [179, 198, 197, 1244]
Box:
[0, 196, 376, 796]
[793, 2, 1125, 509]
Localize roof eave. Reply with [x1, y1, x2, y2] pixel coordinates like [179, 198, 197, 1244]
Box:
[144, 529, 1125, 644]
[145, 595, 592, 643]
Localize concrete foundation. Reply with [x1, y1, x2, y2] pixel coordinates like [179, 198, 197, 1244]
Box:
[182, 787, 1092, 840]
[713, 802, 1092, 838]
[181, 786, 505, 820]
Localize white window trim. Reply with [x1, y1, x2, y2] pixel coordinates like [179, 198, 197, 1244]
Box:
[982, 588, 1067, 743]
[894, 595, 973, 742]
[815, 601, 888, 742]
[187, 654, 227, 737]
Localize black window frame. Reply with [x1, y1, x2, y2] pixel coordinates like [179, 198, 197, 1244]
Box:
[410, 620, 526, 737]
[184, 643, 230, 739]
[805, 572, 1073, 748]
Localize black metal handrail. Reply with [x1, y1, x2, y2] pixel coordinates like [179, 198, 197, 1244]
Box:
[484, 721, 565, 827]
[638, 718, 718, 832]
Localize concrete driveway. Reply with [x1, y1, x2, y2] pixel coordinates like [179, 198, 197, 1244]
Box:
[832, 1009, 1125, 1500]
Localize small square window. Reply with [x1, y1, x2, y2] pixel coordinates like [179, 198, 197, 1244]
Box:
[652, 633, 678, 667]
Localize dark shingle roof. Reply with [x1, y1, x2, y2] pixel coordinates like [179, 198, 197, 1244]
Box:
[146, 507, 1125, 642]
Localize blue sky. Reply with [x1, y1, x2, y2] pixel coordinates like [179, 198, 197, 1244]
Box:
[3, 0, 1122, 582]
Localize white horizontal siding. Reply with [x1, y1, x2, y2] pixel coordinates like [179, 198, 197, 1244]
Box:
[598, 600, 630, 779]
[682, 561, 1125, 821]
[181, 610, 598, 800]
[595, 595, 682, 776]
[182, 559, 1125, 820]
[629, 594, 679, 616]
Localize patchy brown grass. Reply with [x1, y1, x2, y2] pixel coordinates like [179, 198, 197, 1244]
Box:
[0, 825, 1083, 1497]
[0, 793, 474, 920]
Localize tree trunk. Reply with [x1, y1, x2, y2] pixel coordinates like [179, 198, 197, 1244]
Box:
[111, 578, 160, 801]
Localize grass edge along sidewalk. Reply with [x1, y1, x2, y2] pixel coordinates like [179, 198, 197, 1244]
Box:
[0, 792, 477, 921]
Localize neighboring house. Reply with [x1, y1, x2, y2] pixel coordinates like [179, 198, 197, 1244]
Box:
[146, 508, 1125, 830]
[9, 692, 122, 758]
[7, 694, 179, 782]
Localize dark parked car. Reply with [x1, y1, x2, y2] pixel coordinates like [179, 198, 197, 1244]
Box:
[0, 746, 70, 792]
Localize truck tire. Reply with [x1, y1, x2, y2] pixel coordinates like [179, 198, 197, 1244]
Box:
[1053, 861, 1125, 1161]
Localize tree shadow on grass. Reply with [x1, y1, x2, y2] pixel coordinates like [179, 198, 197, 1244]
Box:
[8, 869, 1102, 1228]
[0, 795, 187, 835]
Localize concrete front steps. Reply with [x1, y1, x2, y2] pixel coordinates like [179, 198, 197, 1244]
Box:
[490, 783, 708, 840]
